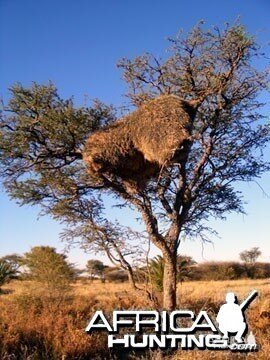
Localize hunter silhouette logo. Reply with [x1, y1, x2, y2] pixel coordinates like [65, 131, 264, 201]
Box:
[85, 290, 258, 352]
[217, 290, 258, 349]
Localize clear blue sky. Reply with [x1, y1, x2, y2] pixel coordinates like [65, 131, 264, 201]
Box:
[0, 0, 270, 268]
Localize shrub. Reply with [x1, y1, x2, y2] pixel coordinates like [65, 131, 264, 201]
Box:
[104, 267, 128, 282]
[22, 246, 76, 295]
[0, 260, 18, 291]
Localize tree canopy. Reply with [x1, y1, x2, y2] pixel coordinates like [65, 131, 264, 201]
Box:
[240, 247, 262, 264]
[86, 259, 106, 280]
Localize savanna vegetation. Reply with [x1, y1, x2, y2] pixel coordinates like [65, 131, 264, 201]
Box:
[0, 246, 269, 359]
[0, 278, 269, 359]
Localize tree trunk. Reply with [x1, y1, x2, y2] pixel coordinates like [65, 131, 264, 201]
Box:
[127, 267, 137, 290]
[162, 252, 177, 310]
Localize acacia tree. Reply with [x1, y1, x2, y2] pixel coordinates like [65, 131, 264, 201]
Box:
[240, 247, 262, 264]
[86, 259, 106, 281]
[115, 23, 269, 308]
[0, 23, 269, 309]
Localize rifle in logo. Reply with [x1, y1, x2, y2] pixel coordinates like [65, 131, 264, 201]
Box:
[240, 290, 258, 311]
[217, 290, 258, 346]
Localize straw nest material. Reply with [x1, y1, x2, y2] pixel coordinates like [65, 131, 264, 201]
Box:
[83, 95, 194, 185]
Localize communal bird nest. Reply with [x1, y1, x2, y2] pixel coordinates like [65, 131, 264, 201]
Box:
[83, 95, 194, 188]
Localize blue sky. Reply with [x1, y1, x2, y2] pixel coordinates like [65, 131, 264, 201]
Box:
[0, 0, 270, 267]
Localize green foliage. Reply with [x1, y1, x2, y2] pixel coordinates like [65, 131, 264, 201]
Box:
[177, 256, 197, 283]
[149, 255, 164, 291]
[0, 260, 18, 289]
[0, 82, 133, 272]
[149, 255, 196, 290]
[0, 82, 115, 221]
[22, 246, 76, 293]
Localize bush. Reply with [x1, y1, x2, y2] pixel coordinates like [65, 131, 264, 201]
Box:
[194, 261, 270, 281]
[104, 267, 128, 282]
[0, 260, 18, 291]
[22, 246, 76, 295]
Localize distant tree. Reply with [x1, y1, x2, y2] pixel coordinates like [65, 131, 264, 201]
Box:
[0, 260, 18, 291]
[22, 246, 76, 293]
[240, 247, 262, 264]
[0, 254, 23, 271]
[239, 247, 262, 279]
[86, 259, 106, 282]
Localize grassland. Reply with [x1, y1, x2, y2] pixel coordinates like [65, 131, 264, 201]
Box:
[0, 278, 269, 359]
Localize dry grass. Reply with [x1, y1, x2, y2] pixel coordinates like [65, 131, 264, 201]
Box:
[0, 279, 269, 359]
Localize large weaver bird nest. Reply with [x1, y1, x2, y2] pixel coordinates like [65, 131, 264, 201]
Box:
[83, 95, 194, 186]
